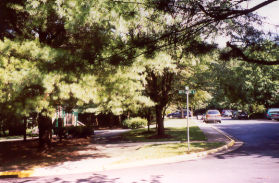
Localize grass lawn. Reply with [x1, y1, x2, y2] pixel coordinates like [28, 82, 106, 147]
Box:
[0, 135, 23, 140]
[114, 119, 225, 163]
[113, 142, 225, 164]
[0, 129, 38, 141]
[121, 119, 207, 142]
[121, 126, 207, 142]
[0, 135, 38, 141]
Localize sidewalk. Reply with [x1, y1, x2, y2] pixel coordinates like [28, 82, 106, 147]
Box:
[0, 122, 239, 178]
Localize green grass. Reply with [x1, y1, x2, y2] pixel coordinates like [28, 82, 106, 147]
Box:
[0, 135, 23, 140]
[121, 126, 207, 142]
[0, 129, 38, 140]
[114, 142, 225, 163]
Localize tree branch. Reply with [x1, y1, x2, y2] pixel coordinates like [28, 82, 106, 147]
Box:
[198, 0, 278, 21]
[227, 42, 279, 65]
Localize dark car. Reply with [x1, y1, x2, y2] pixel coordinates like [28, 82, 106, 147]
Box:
[167, 110, 192, 118]
[232, 111, 249, 120]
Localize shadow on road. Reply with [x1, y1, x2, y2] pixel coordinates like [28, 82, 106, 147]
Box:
[0, 138, 109, 172]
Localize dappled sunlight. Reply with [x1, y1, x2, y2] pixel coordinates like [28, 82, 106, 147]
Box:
[0, 138, 109, 171]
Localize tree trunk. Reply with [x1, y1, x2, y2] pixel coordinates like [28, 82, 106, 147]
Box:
[95, 116, 99, 128]
[156, 105, 164, 136]
[38, 113, 52, 149]
[181, 107, 184, 118]
[118, 115, 122, 126]
[127, 111, 130, 119]
[23, 117, 27, 141]
[147, 113, 151, 132]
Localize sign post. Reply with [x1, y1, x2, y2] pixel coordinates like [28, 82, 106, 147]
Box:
[179, 87, 191, 152]
[185, 86, 190, 152]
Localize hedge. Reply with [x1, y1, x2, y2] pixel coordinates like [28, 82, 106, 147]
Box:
[122, 117, 147, 129]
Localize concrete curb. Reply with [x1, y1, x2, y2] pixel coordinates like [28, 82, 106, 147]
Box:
[0, 125, 242, 178]
[98, 126, 238, 171]
[0, 170, 34, 178]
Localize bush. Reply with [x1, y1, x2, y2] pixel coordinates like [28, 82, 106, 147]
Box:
[249, 112, 265, 119]
[122, 117, 147, 129]
[66, 126, 93, 138]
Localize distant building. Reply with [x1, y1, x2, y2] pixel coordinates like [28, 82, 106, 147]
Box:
[52, 107, 81, 127]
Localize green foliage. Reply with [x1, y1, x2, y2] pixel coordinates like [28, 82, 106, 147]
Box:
[250, 104, 266, 114]
[122, 117, 147, 129]
[0, 0, 277, 138]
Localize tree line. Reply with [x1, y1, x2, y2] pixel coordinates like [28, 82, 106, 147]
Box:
[0, 0, 278, 148]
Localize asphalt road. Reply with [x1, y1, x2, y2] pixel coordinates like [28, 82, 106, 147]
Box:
[4, 119, 279, 183]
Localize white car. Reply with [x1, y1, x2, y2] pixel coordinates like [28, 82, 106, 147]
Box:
[204, 110, 222, 123]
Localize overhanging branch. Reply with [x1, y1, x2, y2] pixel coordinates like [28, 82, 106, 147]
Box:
[227, 42, 279, 65]
[198, 0, 278, 21]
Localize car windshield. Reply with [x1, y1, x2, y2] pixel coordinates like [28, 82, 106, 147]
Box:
[207, 110, 220, 114]
[269, 108, 279, 112]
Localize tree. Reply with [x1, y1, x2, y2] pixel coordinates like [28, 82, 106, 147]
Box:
[192, 50, 279, 112]
[0, 0, 277, 142]
[142, 53, 177, 136]
[109, 0, 279, 65]
[0, 0, 157, 145]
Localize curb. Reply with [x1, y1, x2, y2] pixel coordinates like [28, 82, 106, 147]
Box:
[0, 125, 241, 178]
[99, 127, 237, 171]
[0, 170, 34, 179]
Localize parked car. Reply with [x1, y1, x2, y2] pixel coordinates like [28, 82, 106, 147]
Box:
[196, 114, 205, 120]
[204, 110, 221, 123]
[167, 110, 192, 118]
[221, 109, 232, 117]
[266, 108, 279, 120]
[232, 111, 249, 120]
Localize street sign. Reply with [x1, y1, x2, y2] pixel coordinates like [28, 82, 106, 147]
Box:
[179, 90, 185, 94]
[179, 90, 195, 95]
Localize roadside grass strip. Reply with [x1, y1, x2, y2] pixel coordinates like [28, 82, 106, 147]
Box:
[113, 142, 225, 164]
[121, 126, 207, 142]
[0, 170, 33, 178]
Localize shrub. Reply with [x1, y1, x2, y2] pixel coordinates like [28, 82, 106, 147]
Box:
[122, 117, 147, 129]
[251, 104, 266, 114]
[249, 112, 265, 119]
[66, 126, 93, 138]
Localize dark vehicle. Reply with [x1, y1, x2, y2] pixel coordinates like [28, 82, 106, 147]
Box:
[232, 111, 249, 120]
[167, 110, 192, 118]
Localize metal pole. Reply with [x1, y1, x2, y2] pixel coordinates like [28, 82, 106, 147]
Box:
[186, 90, 190, 151]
